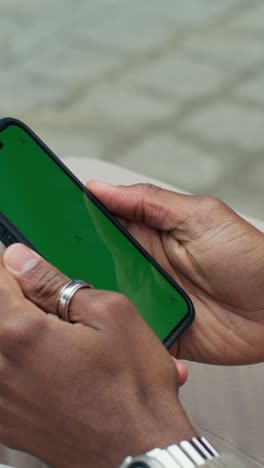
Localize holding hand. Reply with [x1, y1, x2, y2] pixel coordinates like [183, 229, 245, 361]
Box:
[0, 244, 195, 467]
[88, 181, 264, 365]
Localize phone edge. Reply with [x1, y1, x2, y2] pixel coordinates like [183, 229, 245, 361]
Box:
[0, 117, 195, 348]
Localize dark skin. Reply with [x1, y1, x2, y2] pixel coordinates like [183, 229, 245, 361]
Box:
[0, 244, 195, 468]
[2, 182, 264, 466]
[86, 181, 264, 365]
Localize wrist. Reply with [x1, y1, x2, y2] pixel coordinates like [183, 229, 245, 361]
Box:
[118, 403, 197, 462]
[57, 403, 196, 468]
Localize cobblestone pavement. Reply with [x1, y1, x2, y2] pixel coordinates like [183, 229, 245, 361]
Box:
[1, 0, 264, 218]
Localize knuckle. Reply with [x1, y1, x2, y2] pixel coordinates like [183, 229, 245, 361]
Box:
[100, 292, 133, 320]
[140, 183, 162, 194]
[3, 314, 47, 350]
[201, 195, 226, 212]
[133, 184, 163, 223]
[137, 183, 163, 202]
[107, 292, 131, 309]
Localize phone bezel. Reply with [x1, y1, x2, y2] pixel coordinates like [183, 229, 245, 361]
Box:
[0, 117, 195, 349]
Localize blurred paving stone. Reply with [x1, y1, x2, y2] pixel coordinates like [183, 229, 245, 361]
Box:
[229, 2, 264, 32]
[69, 83, 178, 134]
[0, 70, 67, 114]
[120, 53, 227, 101]
[235, 70, 264, 106]
[23, 40, 122, 81]
[1, 42, 123, 114]
[114, 134, 229, 193]
[183, 34, 264, 73]
[183, 102, 264, 152]
[215, 158, 264, 219]
[0, 2, 78, 64]
[73, 0, 241, 52]
[1, 0, 264, 221]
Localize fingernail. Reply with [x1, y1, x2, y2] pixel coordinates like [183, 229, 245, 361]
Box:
[3, 243, 40, 274]
[89, 179, 113, 187]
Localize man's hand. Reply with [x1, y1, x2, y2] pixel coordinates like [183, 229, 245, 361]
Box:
[87, 180, 264, 365]
[0, 245, 195, 468]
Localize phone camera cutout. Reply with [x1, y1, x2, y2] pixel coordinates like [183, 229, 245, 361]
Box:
[0, 142, 3, 149]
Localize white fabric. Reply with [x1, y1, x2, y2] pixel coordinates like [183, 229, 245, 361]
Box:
[0, 157, 263, 468]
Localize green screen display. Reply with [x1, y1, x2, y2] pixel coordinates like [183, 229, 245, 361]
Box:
[0, 123, 193, 343]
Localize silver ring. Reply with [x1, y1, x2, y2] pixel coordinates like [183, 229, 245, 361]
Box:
[57, 280, 94, 322]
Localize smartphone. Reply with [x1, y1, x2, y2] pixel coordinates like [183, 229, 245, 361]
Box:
[0, 118, 194, 348]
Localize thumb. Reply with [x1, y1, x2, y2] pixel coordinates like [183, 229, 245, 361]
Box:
[87, 180, 215, 238]
[3, 243, 69, 315]
[2, 243, 103, 329]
